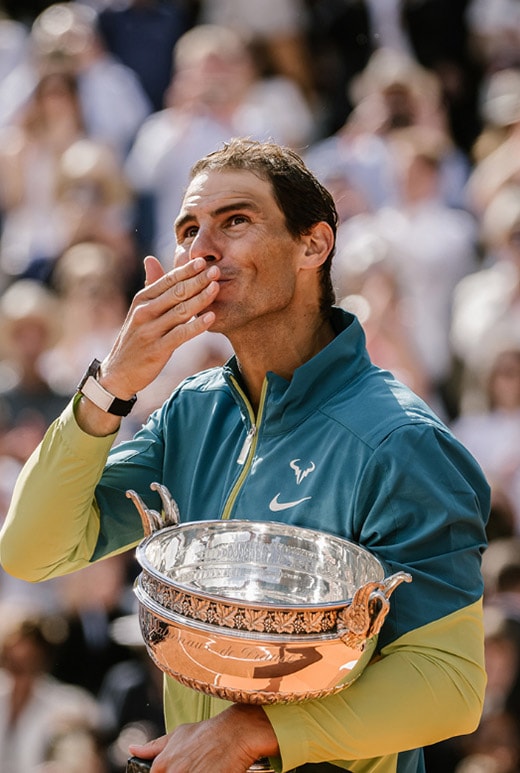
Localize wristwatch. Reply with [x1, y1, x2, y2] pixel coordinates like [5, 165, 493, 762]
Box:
[77, 359, 137, 416]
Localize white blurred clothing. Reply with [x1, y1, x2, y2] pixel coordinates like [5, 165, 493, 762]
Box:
[376, 200, 477, 383]
[365, 0, 413, 54]
[0, 671, 99, 773]
[0, 53, 151, 159]
[76, 54, 152, 157]
[0, 127, 72, 277]
[466, 0, 520, 68]
[337, 199, 477, 386]
[451, 260, 520, 376]
[452, 408, 520, 531]
[304, 132, 399, 214]
[0, 20, 29, 82]
[198, 0, 307, 37]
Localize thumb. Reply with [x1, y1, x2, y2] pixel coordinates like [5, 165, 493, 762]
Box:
[144, 255, 166, 286]
[129, 733, 169, 760]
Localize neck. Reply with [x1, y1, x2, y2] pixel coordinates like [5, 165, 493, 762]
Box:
[230, 312, 335, 412]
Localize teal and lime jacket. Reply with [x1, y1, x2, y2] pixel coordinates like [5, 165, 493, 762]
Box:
[0, 309, 490, 773]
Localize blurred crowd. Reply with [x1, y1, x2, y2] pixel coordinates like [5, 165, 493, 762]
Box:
[0, 0, 519, 771]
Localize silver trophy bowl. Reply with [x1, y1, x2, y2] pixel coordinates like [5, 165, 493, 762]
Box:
[128, 484, 411, 706]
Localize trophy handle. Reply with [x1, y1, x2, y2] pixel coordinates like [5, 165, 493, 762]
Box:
[126, 482, 180, 536]
[338, 571, 412, 648]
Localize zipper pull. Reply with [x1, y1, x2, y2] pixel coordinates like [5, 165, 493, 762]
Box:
[237, 425, 256, 465]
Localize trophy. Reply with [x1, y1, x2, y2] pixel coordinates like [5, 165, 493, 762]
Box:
[127, 483, 411, 772]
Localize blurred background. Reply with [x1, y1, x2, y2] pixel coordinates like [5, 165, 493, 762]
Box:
[0, 1, 519, 771]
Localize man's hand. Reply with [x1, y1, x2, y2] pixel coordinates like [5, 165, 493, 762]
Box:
[102, 255, 220, 397]
[76, 255, 220, 436]
[128, 704, 280, 772]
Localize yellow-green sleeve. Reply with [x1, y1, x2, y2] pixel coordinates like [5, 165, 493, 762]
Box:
[0, 398, 117, 581]
[264, 600, 486, 773]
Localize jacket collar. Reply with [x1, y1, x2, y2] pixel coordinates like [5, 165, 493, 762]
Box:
[224, 309, 372, 431]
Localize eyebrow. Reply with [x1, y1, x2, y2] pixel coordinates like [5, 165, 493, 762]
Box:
[174, 200, 262, 237]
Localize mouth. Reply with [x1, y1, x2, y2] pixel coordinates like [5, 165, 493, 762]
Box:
[214, 274, 234, 290]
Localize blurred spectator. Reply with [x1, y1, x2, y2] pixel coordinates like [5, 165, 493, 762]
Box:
[453, 711, 520, 773]
[373, 126, 478, 415]
[50, 556, 135, 696]
[495, 562, 520, 626]
[481, 606, 520, 718]
[0, 13, 30, 81]
[0, 279, 68, 611]
[97, 613, 165, 772]
[451, 349, 520, 533]
[38, 724, 109, 772]
[451, 184, 520, 402]
[305, 48, 471, 218]
[0, 606, 101, 772]
[125, 23, 316, 266]
[0, 2, 152, 159]
[40, 241, 130, 399]
[0, 278, 67, 434]
[304, 0, 482, 152]
[0, 70, 86, 283]
[336, 232, 430, 402]
[166, 23, 315, 148]
[471, 68, 520, 161]
[486, 489, 517, 544]
[196, 0, 314, 106]
[466, 68, 520, 217]
[332, 125, 478, 418]
[96, 0, 192, 113]
[54, 137, 137, 267]
[482, 538, 520, 600]
[0, 64, 138, 285]
[466, 0, 520, 74]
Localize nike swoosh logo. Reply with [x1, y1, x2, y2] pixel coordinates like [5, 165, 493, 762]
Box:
[269, 493, 312, 512]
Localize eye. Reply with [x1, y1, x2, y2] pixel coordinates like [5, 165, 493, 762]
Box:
[180, 225, 199, 241]
[227, 214, 249, 227]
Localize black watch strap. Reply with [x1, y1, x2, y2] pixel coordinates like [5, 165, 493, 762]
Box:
[77, 359, 137, 417]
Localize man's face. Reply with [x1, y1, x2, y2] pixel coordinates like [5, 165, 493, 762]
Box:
[174, 169, 305, 335]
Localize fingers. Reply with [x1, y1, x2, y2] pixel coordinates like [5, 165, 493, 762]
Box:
[97, 256, 220, 398]
[129, 734, 168, 760]
[143, 257, 213, 302]
[144, 255, 166, 286]
[134, 257, 220, 334]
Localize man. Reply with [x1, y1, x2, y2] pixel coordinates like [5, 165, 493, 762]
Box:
[0, 139, 489, 773]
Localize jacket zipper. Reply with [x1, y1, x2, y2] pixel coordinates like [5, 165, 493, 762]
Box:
[237, 425, 256, 465]
[221, 377, 267, 520]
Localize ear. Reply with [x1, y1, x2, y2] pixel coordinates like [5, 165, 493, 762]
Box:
[299, 222, 335, 270]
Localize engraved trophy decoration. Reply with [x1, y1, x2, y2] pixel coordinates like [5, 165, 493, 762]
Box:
[127, 483, 411, 772]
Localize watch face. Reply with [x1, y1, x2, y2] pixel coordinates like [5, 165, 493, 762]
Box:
[77, 359, 101, 390]
[126, 758, 153, 772]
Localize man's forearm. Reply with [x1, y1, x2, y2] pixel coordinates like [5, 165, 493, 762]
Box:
[0, 399, 116, 581]
[265, 601, 486, 771]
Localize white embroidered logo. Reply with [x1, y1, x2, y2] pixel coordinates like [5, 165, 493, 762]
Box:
[290, 459, 316, 485]
[268, 458, 316, 512]
[269, 494, 312, 512]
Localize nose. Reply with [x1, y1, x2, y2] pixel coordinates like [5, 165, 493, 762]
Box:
[189, 226, 222, 263]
